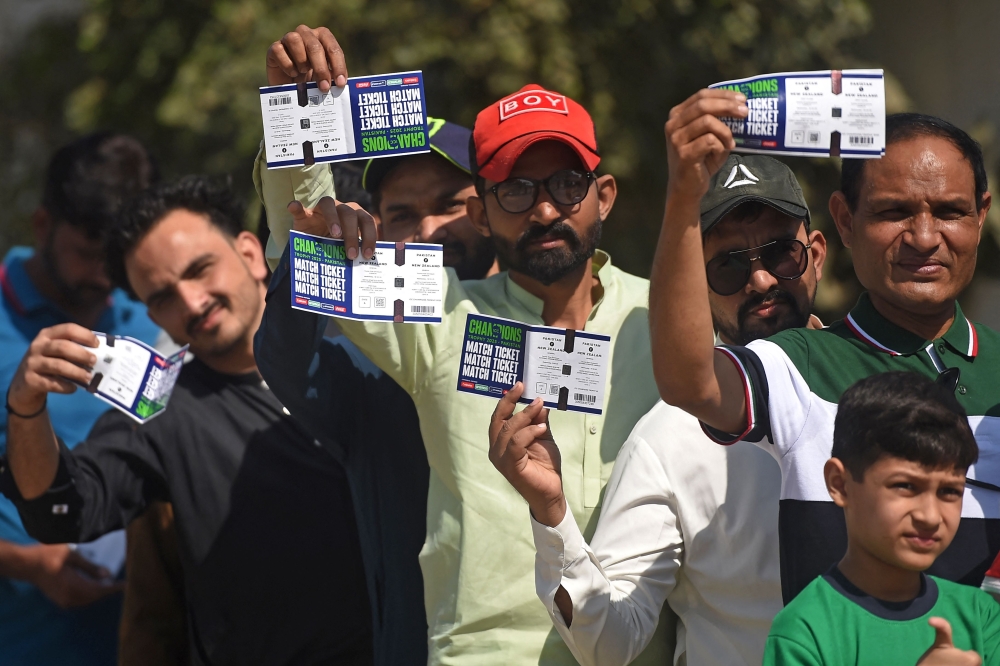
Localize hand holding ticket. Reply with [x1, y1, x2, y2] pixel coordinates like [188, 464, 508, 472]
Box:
[709, 69, 886, 158]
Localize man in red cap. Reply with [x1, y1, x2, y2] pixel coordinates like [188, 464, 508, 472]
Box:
[252, 25, 670, 666]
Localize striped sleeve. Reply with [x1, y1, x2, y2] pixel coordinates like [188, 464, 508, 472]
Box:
[701, 345, 772, 445]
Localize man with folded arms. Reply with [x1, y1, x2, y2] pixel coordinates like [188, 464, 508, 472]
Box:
[649, 90, 1000, 603]
[254, 24, 673, 665]
[490, 154, 828, 665]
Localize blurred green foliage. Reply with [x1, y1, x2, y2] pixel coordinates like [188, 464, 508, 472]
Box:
[0, 0, 876, 319]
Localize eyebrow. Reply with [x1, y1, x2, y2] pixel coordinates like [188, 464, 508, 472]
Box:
[383, 187, 470, 214]
[145, 253, 215, 305]
[867, 195, 974, 209]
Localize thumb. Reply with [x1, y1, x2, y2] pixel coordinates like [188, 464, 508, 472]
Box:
[66, 550, 112, 581]
[929, 617, 955, 649]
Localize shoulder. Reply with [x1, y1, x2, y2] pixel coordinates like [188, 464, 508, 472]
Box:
[604, 265, 650, 303]
[769, 577, 836, 637]
[628, 401, 716, 457]
[972, 321, 1000, 353]
[932, 576, 998, 609]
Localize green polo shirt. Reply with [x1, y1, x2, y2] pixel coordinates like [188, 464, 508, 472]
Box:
[709, 293, 1000, 605]
[253, 149, 673, 665]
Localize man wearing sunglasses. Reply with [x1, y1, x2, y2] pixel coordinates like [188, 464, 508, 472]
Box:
[489, 154, 826, 666]
[252, 25, 671, 665]
[649, 90, 1000, 606]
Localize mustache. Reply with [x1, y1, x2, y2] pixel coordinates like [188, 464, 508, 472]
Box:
[186, 299, 225, 337]
[737, 289, 799, 323]
[515, 220, 580, 252]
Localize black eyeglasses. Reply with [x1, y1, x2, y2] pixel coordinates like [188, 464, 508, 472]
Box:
[706, 239, 812, 296]
[490, 169, 595, 214]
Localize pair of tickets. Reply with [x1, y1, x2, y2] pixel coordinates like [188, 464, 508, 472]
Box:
[260, 71, 430, 169]
[82, 333, 187, 424]
[710, 69, 886, 158]
[457, 314, 611, 414]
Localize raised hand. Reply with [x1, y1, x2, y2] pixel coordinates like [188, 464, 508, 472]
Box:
[287, 197, 379, 261]
[266, 25, 347, 93]
[488, 383, 566, 527]
[916, 618, 982, 665]
[664, 89, 748, 202]
[8, 323, 100, 416]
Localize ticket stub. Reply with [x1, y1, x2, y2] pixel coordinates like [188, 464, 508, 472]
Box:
[83, 333, 187, 424]
[289, 230, 443, 323]
[709, 69, 885, 158]
[260, 71, 430, 169]
[456, 314, 611, 414]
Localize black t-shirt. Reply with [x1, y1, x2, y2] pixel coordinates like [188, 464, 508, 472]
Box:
[1, 359, 372, 666]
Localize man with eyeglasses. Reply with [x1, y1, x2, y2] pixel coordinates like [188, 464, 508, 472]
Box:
[252, 25, 672, 665]
[489, 153, 827, 666]
[649, 90, 1000, 606]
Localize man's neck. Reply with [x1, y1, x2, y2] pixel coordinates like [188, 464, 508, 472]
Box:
[868, 291, 956, 342]
[23, 255, 106, 329]
[508, 259, 595, 330]
[838, 543, 922, 603]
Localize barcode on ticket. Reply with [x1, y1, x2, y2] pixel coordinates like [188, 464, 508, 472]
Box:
[269, 95, 292, 106]
[848, 135, 874, 145]
[411, 305, 436, 314]
[573, 393, 597, 405]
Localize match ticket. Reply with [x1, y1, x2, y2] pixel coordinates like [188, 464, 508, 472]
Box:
[289, 230, 444, 323]
[456, 313, 611, 414]
[83, 333, 187, 424]
[709, 69, 886, 158]
[260, 71, 430, 169]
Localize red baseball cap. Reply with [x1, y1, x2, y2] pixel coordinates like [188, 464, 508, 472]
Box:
[471, 84, 600, 182]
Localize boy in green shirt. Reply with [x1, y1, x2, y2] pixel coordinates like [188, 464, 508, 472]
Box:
[764, 371, 1000, 666]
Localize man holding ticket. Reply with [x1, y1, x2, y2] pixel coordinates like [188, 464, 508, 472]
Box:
[1, 176, 373, 665]
[649, 87, 1000, 604]
[254, 24, 671, 666]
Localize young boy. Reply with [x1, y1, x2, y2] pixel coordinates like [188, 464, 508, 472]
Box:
[764, 371, 1000, 665]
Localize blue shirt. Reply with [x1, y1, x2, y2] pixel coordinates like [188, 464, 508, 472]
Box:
[0, 247, 161, 666]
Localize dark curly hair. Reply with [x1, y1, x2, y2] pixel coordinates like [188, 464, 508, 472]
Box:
[832, 371, 978, 481]
[106, 175, 245, 298]
[840, 113, 988, 213]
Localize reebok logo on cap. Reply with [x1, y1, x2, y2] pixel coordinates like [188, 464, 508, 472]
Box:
[498, 90, 569, 121]
[724, 164, 760, 188]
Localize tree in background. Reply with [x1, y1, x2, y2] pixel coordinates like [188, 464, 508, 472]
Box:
[1, 0, 882, 318]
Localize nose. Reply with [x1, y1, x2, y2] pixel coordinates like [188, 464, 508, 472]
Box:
[903, 211, 943, 254]
[176, 281, 209, 318]
[911, 494, 943, 531]
[527, 188, 562, 227]
[744, 257, 780, 294]
[414, 215, 451, 244]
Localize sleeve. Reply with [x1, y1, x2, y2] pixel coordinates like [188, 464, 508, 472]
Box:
[0, 411, 168, 544]
[978, 589, 1000, 666]
[254, 146, 467, 396]
[531, 433, 680, 666]
[762, 635, 823, 666]
[701, 344, 772, 445]
[252, 141, 336, 271]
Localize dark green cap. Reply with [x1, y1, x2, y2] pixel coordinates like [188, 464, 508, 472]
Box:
[700, 154, 810, 234]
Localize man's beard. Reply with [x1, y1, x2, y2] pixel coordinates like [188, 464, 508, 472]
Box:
[715, 288, 811, 345]
[42, 243, 111, 309]
[446, 235, 496, 281]
[184, 295, 251, 359]
[491, 217, 602, 286]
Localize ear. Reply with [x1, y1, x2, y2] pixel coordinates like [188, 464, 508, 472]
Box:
[807, 229, 828, 284]
[31, 208, 54, 250]
[466, 195, 492, 238]
[233, 230, 269, 282]
[828, 191, 854, 249]
[825, 457, 850, 508]
[977, 191, 991, 240]
[595, 174, 617, 222]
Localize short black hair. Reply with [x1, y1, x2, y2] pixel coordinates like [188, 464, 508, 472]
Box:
[840, 113, 988, 212]
[107, 175, 245, 297]
[832, 371, 978, 481]
[42, 132, 159, 238]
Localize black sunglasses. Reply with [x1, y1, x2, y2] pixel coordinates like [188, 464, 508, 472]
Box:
[489, 169, 595, 214]
[706, 239, 812, 296]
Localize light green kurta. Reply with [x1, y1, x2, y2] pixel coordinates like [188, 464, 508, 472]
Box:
[254, 149, 674, 665]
